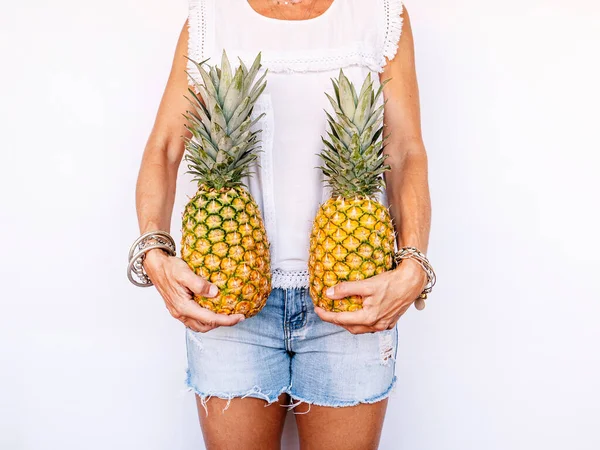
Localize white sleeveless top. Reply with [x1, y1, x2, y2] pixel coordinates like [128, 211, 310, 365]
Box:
[187, 0, 404, 289]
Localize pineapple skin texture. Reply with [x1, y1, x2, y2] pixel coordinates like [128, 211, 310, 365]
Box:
[181, 186, 271, 318]
[308, 197, 395, 312]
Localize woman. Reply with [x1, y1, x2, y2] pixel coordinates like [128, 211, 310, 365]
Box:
[133, 0, 431, 448]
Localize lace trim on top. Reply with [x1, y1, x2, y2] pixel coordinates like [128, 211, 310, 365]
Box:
[187, 0, 207, 84]
[272, 269, 309, 289]
[237, 47, 386, 74]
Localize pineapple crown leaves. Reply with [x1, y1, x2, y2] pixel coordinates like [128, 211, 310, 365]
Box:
[183, 50, 268, 190]
[319, 69, 392, 198]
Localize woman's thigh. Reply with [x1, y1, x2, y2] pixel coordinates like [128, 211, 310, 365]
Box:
[197, 394, 290, 450]
[185, 289, 291, 449]
[295, 400, 389, 450]
[285, 288, 397, 449]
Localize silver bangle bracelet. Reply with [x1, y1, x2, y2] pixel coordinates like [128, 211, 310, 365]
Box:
[393, 246, 436, 310]
[127, 231, 177, 287]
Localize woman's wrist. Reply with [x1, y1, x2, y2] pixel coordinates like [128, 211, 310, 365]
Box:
[127, 231, 176, 287]
[392, 246, 436, 310]
[397, 258, 427, 287]
[143, 248, 170, 271]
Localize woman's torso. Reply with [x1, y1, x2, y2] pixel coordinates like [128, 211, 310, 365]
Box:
[186, 0, 404, 288]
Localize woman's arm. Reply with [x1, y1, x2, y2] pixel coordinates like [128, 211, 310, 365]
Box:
[381, 8, 431, 256]
[136, 23, 190, 235]
[315, 7, 432, 334]
[136, 22, 244, 331]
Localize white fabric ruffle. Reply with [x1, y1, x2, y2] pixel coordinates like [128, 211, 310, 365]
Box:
[382, 0, 405, 66]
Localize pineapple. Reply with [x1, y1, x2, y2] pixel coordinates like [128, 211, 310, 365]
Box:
[181, 51, 271, 318]
[309, 70, 395, 312]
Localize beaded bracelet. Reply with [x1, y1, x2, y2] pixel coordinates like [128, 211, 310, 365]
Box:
[393, 246, 436, 310]
[127, 231, 176, 287]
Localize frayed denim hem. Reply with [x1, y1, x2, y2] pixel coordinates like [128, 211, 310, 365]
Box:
[185, 369, 396, 415]
[286, 376, 397, 411]
[185, 369, 291, 415]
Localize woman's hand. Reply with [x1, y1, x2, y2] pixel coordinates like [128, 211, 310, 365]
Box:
[314, 260, 427, 334]
[143, 249, 245, 332]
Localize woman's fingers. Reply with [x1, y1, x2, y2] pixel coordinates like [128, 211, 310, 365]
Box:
[185, 273, 219, 297]
[177, 301, 244, 332]
[180, 301, 245, 328]
[336, 321, 394, 335]
[325, 278, 376, 300]
[173, 260, 219, 298]
[182, 318, 205, 333]
[314, 306, 375, 327]
[150, 255, 245, 331]
[167, 258, 237, 329]
[315, 303, 397, 334]
[345, 325, 375, 335]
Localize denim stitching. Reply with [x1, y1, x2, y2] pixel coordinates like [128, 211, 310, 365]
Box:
[283, 288, 292, 353]
[300, 287, 308, 329]
[289, 288, 307, 332]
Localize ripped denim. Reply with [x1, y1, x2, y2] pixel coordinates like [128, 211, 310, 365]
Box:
[185, 287, 397, 415]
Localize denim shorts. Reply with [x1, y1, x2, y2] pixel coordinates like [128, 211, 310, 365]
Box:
[185, 287, 397, 409]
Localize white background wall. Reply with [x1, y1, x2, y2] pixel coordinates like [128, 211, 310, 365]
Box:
[1, 0, 599, 449]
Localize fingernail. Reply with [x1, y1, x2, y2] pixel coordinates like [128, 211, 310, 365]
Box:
[326, 287, 334, 297]
[208, 284, 218, 297]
